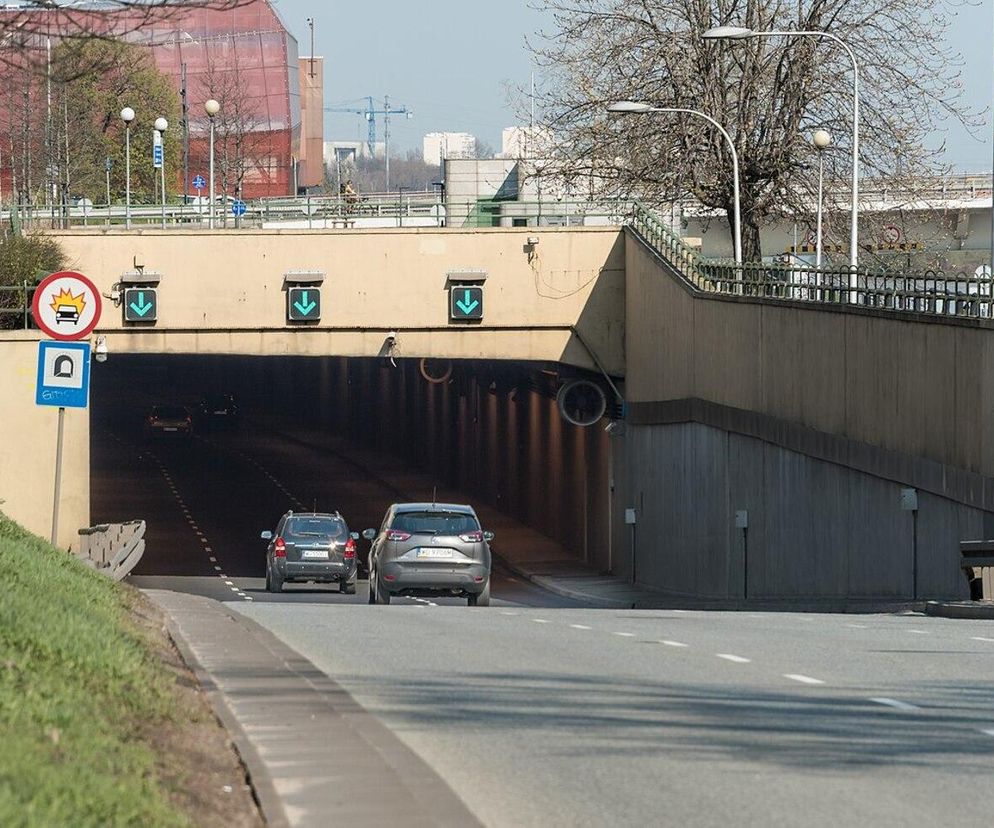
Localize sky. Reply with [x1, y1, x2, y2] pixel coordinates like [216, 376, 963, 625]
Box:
[271, 0, 993, 172]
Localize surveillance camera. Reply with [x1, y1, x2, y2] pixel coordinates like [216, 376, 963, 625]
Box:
[94, 336, 108, 363]
[386, 330, 397, 342]
[527, 236, 540, 246]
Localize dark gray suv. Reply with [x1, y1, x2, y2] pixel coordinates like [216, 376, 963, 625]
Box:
[262, 511, 358, 594]
[364, 503, 493, 606]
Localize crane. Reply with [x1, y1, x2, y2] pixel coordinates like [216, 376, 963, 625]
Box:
[324, 96, 413, 191]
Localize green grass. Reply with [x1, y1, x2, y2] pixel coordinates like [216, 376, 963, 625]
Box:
[0, 514, 188, 827]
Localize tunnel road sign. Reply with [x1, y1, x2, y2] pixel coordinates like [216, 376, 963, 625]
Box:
[36, 341, 91, 409]
[123, 288, 158, 322]
[287, 286, 321, 322]
[32, 271, 103, 340]
[449, 285, 484, 321]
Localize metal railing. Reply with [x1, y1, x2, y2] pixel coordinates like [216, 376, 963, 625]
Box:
[0, 282, 35, 330]
[629, 201, 994, 320]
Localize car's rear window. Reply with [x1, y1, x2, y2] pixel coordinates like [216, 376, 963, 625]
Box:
[153, 406, 188, 419]
[284, 516, 347, 541]
[391, 512, 480, 535]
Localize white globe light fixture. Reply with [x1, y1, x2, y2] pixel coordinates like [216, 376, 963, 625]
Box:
[154, 118, 169, 227]
[204, 99, 220, 228]
[154, 117, 168, 132]
[813, 129, 832, 151]
[120, 106, 135, 123]
[811, 129, 833, 269]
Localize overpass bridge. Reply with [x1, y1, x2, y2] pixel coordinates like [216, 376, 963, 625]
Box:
[3, 213, 993, 603]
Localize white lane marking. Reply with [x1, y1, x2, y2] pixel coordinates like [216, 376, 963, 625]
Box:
[784, 674, 825, 685]
[244, 596, 254, 601]
[614, 632, 635, 637]
[224, 580, 234, 586]
[205, 546, 213, 553]
[570, 624, 592, 630]
[532, 619, 550, 624]
[716, 653, 751, 663]
[905, 629, 929, 635]
[214, 566, 222, 571]
[846, 624, 868, 629]
[659, 640, 688, 648]
[971, 637, 994, 643]
[981, 729, 994, 737]
[500, 611, 517, 616]
[209, 557, 217, 563]
[230, 586, 239, 592]
[869, 697, 921, 712]
[218, 574, 227, 579]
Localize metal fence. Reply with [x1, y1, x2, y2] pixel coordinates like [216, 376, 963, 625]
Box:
[0, 282, 35, 330]
[630, 202, 994, 320]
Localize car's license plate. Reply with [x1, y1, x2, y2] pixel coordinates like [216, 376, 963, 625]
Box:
[301, 550, 328, 560]
[416, 548, 453, 559]
[164, 427, 177, 432]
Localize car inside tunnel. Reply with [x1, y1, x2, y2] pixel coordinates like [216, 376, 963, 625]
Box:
[90, 354, 617, 606]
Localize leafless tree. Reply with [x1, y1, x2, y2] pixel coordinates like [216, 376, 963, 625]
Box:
[526, 0, 984, 261]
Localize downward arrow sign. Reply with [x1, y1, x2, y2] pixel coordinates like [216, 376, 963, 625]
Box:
[129, 291, 153, 317]
[455, 289, 479, 315]
[293, 290, 317, 316]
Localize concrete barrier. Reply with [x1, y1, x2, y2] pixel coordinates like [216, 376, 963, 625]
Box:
[77, 520, 146, 581]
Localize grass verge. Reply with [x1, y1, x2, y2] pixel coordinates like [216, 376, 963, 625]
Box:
[0, 514, 188, 827]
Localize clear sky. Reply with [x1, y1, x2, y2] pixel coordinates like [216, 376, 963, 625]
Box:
[271, 0, 992, 172]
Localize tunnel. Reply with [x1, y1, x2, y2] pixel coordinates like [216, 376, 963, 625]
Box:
[89, 354, 618, 602]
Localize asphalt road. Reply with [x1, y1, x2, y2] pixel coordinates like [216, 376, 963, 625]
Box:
[91, 412, 576, 609]
[232, 603, 994, 827]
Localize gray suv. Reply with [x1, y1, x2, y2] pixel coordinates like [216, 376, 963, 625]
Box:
[364, 503, 493, 606]
[262, 511, 358, 594]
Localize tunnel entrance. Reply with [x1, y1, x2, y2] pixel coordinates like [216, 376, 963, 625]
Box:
[90, 354, 617, 600]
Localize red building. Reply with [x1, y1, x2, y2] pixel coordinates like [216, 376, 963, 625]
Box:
[0, 0, 321, 201]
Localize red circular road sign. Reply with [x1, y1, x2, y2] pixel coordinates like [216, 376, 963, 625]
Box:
[31, 271, 103, 341]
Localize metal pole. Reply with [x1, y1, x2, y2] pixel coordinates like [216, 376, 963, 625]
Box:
[181, 62, 189, 207]
[50, 406, 65, 546]
[384, 95, 390, 192]
[125, 126, 131, 229]
[159, 130, 166, 229]
[208, 118, 215, 229]
[815, 151, 824, 268]
[105, 159, 110, 226]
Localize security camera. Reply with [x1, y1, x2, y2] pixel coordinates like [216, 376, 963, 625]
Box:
[94, 336, 108, 363]
[386, 330, 397, 343]
[527, 236, 540, 246]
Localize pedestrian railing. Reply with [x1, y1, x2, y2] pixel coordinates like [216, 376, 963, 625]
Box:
[0, 282, 35, 330]
[629, 201, 994, 320]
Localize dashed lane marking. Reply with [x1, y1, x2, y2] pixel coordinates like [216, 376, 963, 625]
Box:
[784, 674, 825, 685]
[570, 624, 592, 630]
[905, 629, 929, 635]
[869, 697, 921, 712]
[716, 654, 751, 663]
[532, 619, 550, 624]
[659, 640, 688, 648]
[971, 637, 994, 643]
[981, 729, 994, 737]
[614, 632, 635, 637]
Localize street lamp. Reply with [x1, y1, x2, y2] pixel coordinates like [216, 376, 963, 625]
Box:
[702, 24, 861, 282]
[811, 129, 832, 269]
[607, 101, 742, 265]
[154, 117, 168, 229]
[204, 98, 219, 229]
[120, 106, 135, 229]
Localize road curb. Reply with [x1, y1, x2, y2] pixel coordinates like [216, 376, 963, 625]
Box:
[925, 600, 994, 619]
[495, 554, 636, 608]
[153, 596, 290, 828]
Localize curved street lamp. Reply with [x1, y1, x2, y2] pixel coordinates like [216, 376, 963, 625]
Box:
[205, 98, 220, 229]
[120, 106, 135, 229]
[607, 101, 742, 265]
[703, 25, 861, 284]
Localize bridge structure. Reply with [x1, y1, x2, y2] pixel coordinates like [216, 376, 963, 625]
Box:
[3, 210, 993, 603]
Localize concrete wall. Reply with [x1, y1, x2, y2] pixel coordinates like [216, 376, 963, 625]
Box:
[0, 333, 89, 550]
[50, 227, 626, 374]
[623, 231, 994, 600]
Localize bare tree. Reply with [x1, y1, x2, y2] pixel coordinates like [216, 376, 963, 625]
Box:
[200, 49, 266, 223]
[527, 0, 984, 262]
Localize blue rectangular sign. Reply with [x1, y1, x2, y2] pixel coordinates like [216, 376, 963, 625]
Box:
[36, 341, 90, 409]
[153, 144, 164, 169]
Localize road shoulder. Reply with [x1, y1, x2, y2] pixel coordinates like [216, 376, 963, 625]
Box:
[147, 589, 481, 828]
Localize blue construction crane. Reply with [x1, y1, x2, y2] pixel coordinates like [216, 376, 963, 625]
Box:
[324, 96, 413, 190]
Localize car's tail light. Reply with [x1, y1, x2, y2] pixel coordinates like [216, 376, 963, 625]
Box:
[344, 538, 356, 559]
[387, 531, 411, 542]
[186, 415, 193, 424]
[459, 531, 483, 543]
[274, 537, 286, 558]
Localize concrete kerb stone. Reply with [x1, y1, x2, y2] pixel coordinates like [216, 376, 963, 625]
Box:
[925, 600, 994, 619]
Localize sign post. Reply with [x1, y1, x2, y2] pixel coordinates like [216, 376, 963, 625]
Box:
[192, 175, 206, 218]
[32, 271, 101, 547]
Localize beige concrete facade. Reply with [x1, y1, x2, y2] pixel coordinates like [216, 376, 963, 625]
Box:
[0, 334, 89, 550]
[51, 227, 626, 375]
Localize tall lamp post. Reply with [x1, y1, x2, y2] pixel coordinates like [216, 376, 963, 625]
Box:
[607, 101, 742, 265]
[154, 117, 168, 229]
[204, 98, 219, 229]
[812, 129, 832, 268]
[702, 25, 860, 282]
[120, 106, 135, 229]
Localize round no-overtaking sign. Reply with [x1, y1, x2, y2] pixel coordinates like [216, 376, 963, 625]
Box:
[31, 271, 103, 341]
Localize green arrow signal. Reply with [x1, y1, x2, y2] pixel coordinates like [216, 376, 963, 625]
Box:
[455, 289, 479, 315]
[293, 290, 317, 316]
[129, 291, 153, 317]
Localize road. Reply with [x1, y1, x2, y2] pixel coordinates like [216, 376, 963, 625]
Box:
[232, 603, 994, 826]
[91, 405, 994, 825]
